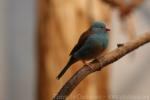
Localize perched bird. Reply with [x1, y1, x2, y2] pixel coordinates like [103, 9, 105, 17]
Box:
[56, 22, 110, 80]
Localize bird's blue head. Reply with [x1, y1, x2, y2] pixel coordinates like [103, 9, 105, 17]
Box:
[91, 22, 110, 32]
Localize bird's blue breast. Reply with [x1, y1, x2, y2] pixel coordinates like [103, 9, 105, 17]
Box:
[73, 32, 108, 60]
[87, 32, 108, 48]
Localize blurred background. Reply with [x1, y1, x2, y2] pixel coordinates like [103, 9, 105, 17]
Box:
[0, 0, 150, 100]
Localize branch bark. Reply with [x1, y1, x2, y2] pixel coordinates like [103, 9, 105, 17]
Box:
[53, 33, 150, 100]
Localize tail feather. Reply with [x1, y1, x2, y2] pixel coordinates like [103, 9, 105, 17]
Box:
[56, 56, 77, 80]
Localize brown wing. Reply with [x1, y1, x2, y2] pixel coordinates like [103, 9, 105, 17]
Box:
[70, 28, 93, 55]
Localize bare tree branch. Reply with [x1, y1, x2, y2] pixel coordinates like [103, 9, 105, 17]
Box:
[53, 33, 150, 100]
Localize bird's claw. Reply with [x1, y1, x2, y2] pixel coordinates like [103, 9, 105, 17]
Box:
[82, 60, 92, 67]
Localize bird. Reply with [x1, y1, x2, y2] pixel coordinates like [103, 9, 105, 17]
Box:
[56, 21, 110, 80]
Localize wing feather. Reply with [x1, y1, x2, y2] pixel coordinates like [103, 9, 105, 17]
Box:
[70, 29, 93, 55]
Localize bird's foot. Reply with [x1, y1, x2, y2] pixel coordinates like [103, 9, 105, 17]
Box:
[95, 58, 100, 63]
[92, 58, 100, 63]
[82, 60, 92, 67]
[82, 60, 97, 71]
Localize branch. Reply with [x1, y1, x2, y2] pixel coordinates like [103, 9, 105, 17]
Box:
[54, 33, 150, 100]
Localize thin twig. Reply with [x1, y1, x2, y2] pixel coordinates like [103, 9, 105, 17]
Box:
[54, 33, 150, 100]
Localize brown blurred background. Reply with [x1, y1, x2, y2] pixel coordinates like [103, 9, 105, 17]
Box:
[0, 0, 150, 100]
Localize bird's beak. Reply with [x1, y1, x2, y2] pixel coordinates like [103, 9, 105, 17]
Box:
[105, 28, 110, 31]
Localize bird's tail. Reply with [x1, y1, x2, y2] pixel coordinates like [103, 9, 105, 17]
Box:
[56, 57, 77, 80]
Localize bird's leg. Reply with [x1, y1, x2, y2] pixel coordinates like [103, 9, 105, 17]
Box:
[82, 60, 91, 67]
[82, 60, 96, 71]
[95, 57, 100, 63]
